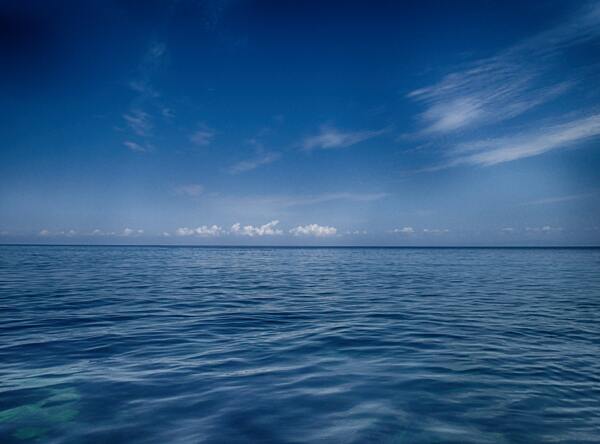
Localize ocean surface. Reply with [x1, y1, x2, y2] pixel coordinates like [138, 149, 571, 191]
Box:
[1, 246, 599, 443]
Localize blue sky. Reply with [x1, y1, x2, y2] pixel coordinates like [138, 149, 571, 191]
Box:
[1, 0, 600, 245]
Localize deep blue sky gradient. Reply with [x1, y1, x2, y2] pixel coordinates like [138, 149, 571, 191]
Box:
[1, 0, 599, 245]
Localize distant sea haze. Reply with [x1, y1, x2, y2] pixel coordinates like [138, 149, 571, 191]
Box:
[1, 246, 599, 442]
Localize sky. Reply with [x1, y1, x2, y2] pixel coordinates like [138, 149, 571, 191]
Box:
[1, 0, 600, 246]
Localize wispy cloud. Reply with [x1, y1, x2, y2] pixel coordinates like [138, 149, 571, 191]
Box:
[449, 114, 600, 167]
[121, 41, 168, 152]
[302, 126, 386, 150]
[526, 225, 563, 233]
[229, 151, 280, 174]
[231, 220, 283, 236]
[408, 3, 600, 134]
[392, 226, 415, 234]
[123, 140, 150, 153]
[286, 192, 387, 206]
[423, 228, 449, 234]
[129, 42, 166, 100]
[123, 109, 153, 138]
[189, 126, 215, 146]
[289, 224, 337, 237]
[174, 184, 204, 197]
[38, 229, 77, 237]
[242, 192, 387, 208]
[523, 191, 597, 205]
[346, 230, 368, 235]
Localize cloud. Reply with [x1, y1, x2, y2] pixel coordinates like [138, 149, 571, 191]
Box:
[302, 126, 386, 150]
[346, 230, 368, 235]
[129, 42, 166, 99]
[408, 3, 600, 134]
[289, 224, 337, 237]
[230, 220, 283, 236]
[450, 114, 600, 167]
[38, 229, 77, 237]
[523, 191, 596, 205]
[392, 226, 415, 234]
[122, 228, 144, 237]
[145, 42, 166, 67]
[526, 226, 564, 233]
[190, 127, 215, 146]
[123, 109, 153, 138]
[174, 184, 204, 197]
[229, 151, 280, 174]
[176, 225, 223, 237]
[123, 140, 150, 153]
[423, 228, 449, 234]
[120, 42, 169, 150]
[238, 192, 387, 208]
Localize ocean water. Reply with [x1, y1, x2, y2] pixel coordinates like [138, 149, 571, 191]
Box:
[1, 246, 599, 443]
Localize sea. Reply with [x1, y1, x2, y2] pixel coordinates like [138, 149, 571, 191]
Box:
[1, 246, 599, 443]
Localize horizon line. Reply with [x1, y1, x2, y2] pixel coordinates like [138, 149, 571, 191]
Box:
[1, 243, 599, 249]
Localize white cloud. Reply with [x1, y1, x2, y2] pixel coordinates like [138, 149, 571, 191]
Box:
[120, 42, 168, 149]
[161, 107, 175, 119]
[129, 79, 159, 99]
[146, 42, 166, 65]
[283, 192, 387, 206]
[123, 141, 149, 153]
[176, 225, 223, 237]
[347, 230, 368, 235]
[392, 226, 415, 234]
[408, 3, 600, 134]
[123, 109, 153, 138]
[451, 114, 600, 167]
[175, 227, 194, 236]
[90, 229, 118, 236]
[234, 192, 387, 209]
[229, 151, 280, 174]
[523, 191, 596, 205]
[129, 42, 166, 99]
[230, 220, 283, 236]
[190, 128, 215, 146]
[289, 224, 337, 237]
[302, 126, 386, 150]
[38, 229, 79, 237]
[423, 228, 449, 234]
[122, 228, 144, 237]
[174, 184, 204, 197]
[526, 226, 563, 233]
[418, 97, 485, 133]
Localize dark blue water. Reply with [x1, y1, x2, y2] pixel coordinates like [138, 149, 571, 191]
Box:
[1, 246, 600, 443]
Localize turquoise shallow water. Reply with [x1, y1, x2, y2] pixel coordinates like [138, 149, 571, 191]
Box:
[1, 246, 600, 443]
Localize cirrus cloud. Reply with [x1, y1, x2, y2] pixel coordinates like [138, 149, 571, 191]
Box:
[302, 126, 387, 151]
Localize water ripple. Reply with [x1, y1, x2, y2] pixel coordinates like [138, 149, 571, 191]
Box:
[1, 246, 600, 443]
